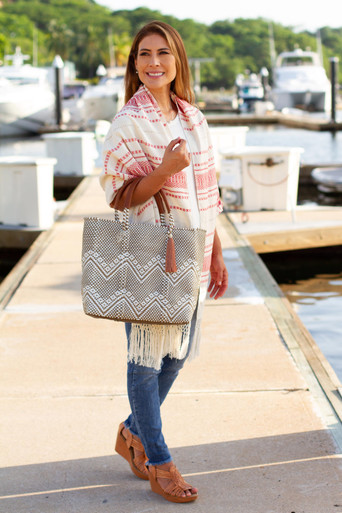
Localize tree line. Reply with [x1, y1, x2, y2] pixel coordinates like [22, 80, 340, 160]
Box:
[0, 0, 341, 86]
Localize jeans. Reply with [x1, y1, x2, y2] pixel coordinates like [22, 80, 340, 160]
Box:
[124, 310, 197, 466]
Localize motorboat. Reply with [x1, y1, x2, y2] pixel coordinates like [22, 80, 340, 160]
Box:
[311, 167, 342, 193]
[271, 48, 331, 112]
[0, 47, 55, 136]
[81, 75, 125, 122]
[62, 81, 88, 127]
[235, 72, 265, 111]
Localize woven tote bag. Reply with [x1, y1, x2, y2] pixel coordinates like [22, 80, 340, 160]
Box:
[81, 178, 206, 325]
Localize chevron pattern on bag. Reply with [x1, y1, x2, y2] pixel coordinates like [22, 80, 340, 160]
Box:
[81, 217, 206, 325]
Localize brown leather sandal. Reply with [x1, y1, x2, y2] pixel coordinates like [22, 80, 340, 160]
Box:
[147, 464, 198, 503]
[115, 422, 148, 480]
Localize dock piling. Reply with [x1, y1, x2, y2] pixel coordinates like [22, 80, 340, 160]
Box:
[53, 55, 64, 128]
[329, 56, 339, 124]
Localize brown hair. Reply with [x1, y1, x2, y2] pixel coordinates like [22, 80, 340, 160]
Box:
[124, 21, 195, 105]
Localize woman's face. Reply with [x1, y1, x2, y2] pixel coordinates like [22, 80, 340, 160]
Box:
[135, 33, 177, 95]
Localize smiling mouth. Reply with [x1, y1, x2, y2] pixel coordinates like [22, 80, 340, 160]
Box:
[146, 72, 164, 77]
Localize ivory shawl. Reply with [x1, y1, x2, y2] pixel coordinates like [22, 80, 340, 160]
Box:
[100, 85, 222, 369]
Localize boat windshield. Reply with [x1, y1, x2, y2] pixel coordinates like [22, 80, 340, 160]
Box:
[281, 56, 315, 67]
[276, 67, 328, 81]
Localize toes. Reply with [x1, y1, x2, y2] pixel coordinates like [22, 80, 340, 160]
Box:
[184, 488, 196, 497]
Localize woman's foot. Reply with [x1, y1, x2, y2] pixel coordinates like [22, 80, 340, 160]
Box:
[157, 462, 198, 498]
[148, 462, 198, 503]
[115, 422, 148, 480]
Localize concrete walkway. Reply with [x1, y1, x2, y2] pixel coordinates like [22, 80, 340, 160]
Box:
[0, 175, 342, 513]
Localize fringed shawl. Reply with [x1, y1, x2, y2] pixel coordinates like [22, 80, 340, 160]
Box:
[100, 85, 222, 369]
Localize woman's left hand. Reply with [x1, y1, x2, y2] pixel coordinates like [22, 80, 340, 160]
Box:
[208, 251, 229, 299]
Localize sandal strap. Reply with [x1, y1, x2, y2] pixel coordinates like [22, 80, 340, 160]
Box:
[122, 425, 147, 474]
[134, 451, 148, 467]
[164, 482, 190, 497]
[131, 437, 145, 452]
[155, 465, 192, 492]
[123, 428, 145, 452]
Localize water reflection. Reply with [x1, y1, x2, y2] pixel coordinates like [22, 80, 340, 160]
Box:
[247, 125, 342, 164]
[281, 273, 342, 382]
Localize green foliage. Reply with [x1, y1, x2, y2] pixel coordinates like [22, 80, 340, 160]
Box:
[0, 0, 341, 84]
[0, 33, 7, 64]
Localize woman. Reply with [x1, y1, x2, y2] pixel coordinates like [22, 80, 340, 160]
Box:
[100, 21, 228, 503]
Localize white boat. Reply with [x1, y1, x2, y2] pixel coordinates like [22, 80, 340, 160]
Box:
[81, 76, 125, 123]
[0, 47, 55, 136]
[271, 48, 331, 112]
[311, 167, 342, 193]
[235, 72, 265, 111]
[62, 82, 88, 127]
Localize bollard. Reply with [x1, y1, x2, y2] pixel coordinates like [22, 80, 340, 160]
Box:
[330, 57, 339, 124]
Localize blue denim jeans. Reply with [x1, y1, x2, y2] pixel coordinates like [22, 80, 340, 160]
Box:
[124, 311, 197, 466]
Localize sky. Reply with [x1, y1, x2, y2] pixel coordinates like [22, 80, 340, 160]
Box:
[95, 0, 342, 32]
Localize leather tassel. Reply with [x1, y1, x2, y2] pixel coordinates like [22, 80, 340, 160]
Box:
[165, 235, 177, 273]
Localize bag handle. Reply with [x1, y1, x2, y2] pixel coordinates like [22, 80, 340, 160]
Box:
[111, 177, 141, 211]
[112, 177, 177, 273]
[112, 177, 170, 215]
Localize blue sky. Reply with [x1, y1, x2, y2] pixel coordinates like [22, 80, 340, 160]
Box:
[95, 0, 342, 32]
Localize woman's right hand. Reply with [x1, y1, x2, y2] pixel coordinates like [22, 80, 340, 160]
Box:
[121, 138, 190, 207]
[161, 138, 190, 176]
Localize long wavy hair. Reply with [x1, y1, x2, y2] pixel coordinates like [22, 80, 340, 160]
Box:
[125, 21, 195, 105]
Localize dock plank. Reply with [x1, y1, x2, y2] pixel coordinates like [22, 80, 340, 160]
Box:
[228, 207, 342, 253]
[205, 111, 342, 131]
[247, 225, 342, 253]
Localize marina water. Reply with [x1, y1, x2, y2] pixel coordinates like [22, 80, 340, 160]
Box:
[247, 124, 342, 164]
[249, 126, 342, 382]
[1, 126, 342, 382]
[285, 272, 342, 381]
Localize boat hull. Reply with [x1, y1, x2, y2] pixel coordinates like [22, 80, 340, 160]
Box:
[311, 167, 342, 193]
[82, 94, 119, 122]
[81, 77, 125, 122]
[271, 50, 331, 113]
[271, 90, 330, 112]
[0, 91, 55, 136]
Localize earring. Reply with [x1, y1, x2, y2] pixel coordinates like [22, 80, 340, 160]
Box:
[136, 70, 138, 74]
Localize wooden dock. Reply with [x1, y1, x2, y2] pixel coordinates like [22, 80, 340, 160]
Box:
[228, 206, 342, 253]
[206, 111, 342, 131]
[0, 175, 341, 511]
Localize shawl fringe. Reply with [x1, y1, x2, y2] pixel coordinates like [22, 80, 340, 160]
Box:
[128, 323, 191, 370]
[127, 284, 207, 370]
